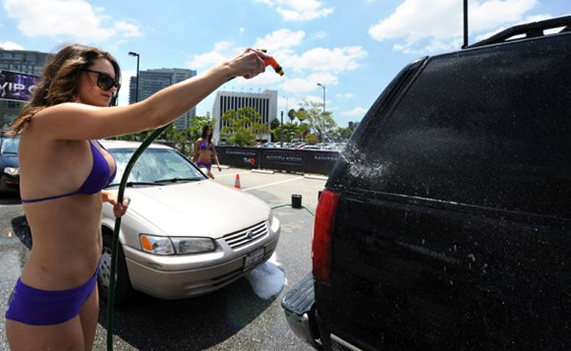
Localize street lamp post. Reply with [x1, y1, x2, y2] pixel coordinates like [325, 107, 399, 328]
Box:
[280, 111, 284, 147]
[317, 83, 326, 113]
[128, 52, 140, 103]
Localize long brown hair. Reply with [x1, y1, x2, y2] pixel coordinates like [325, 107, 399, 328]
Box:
[201, 124, 213, 144]
[7, 43, 121, 135]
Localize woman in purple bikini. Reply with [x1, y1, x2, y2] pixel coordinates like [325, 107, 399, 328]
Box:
[192, 124, 221, 179]
[4, 43, 270, 351]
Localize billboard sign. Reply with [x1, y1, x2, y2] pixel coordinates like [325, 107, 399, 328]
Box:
[0, 70, 40, 102]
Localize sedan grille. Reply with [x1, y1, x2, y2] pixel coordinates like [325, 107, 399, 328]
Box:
[223, 221, 268, 249]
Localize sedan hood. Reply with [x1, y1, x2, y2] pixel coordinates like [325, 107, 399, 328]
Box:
[118, 180, 270, 239]
[0, 155, 19, 167]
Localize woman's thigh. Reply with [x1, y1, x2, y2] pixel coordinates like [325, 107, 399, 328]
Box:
[6, 317, 85, 351]
[79, 285, 99, 351]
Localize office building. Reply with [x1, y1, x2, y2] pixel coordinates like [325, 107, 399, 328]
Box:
[0, 48, 50, 127]
[211, 90, 277, 143]
[129, 68, 197, 130]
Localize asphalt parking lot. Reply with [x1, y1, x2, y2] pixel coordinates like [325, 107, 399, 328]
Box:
[0, 167, 327, 351]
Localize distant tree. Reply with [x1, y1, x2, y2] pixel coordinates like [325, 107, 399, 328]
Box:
[269, 118, 280, 142]
[272, 121, 301, 144]
[337, 126, 354, 141]
[291, 101, 337, 143]
[164, 124, 185, 149]
[221, 107, 268, 146]
[295, 108, 308, 124]
[298, 123, 311, 141]
[288, 108, 296, 122]
[306, 134, 318, 145]
[228, 128, 257, 146]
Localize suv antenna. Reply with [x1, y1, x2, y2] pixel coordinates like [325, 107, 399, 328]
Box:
[462, 0, 469, 48]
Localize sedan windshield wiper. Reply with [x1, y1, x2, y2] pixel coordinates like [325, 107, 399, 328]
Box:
[154, 177, 201, 184]
[124, 181, 162, 187]
[106, 181, 162, 189]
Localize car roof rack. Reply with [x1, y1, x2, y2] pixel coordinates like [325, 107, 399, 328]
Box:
[467, 15, 571, 48]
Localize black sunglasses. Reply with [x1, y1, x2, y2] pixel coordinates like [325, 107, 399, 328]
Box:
[81, 69, 120, 91]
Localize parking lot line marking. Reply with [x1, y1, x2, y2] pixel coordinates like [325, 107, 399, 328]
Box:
[243, 176, 303, 191]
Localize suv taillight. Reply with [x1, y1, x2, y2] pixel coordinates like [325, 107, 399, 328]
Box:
[312, 189, 339, 285]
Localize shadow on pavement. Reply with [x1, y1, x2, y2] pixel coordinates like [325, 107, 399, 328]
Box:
[99, 278, 276, 351]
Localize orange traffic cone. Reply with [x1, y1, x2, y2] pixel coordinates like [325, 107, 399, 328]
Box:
[234, 174, 241, 189]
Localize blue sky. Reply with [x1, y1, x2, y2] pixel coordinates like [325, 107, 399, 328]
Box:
[1, 0, 569, 127]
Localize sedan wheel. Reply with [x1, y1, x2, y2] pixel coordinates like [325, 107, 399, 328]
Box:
[98, 234, 132, 306]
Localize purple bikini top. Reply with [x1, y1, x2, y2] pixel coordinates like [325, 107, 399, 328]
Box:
[200, 141, 214, 150]
[21, 141, 116, 203]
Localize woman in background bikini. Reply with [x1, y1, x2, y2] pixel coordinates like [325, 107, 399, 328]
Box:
[4, 43, 269, 351]
[192, 124, 221, 179]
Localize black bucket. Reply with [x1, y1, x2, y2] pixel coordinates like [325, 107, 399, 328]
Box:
[291, 194, 302, 209]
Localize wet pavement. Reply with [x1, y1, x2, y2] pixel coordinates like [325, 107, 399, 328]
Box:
[0, 170, 324, 351]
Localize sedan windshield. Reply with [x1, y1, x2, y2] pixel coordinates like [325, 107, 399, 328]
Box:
[1, 136, 19, 154]
[107, 147, 205, 186]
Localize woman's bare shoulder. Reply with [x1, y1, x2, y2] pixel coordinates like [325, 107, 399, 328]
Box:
[34, 102, 93, 116]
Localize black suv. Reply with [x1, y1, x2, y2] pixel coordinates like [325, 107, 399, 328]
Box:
[282, 16, 571, 351]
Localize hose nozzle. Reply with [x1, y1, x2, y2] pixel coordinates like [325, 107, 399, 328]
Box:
[261, 49, 284, 76]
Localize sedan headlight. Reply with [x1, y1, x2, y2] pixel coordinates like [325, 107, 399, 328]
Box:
[172, 237, 216, 254]
[3, 167, 19, 176]
[140, 234, 216, 255]
[140, 235, 174, 255]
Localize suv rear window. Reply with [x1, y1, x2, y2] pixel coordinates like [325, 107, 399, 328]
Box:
[347, 35, 571, 218]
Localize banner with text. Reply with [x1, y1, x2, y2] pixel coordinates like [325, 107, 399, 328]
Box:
[216, 146, 340, 176]
[0, 70, 40, 102]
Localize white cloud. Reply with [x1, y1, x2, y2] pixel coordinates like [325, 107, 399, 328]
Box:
[0, 41, 24, 50]
[368, 0, 539, 54]
[258, 0, 334, 21]
[311, 31, 327, 40]
[470, 0, 539, 31]
[114, 20, 142, 38]
[287, 46, 367, 73]
[254, 29, 305, 51]
[188, 29, 359, 73]
[278, 72, 337, 95]
[186, 41, 236, 69]
[341, 107, 367, 117]
[186, 27, 366, 115]
[4, 0, 142, 42]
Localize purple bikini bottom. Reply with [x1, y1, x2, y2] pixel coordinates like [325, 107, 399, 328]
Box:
[5, 268, 98, 326]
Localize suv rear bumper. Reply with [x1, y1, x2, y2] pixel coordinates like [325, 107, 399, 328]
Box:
[281, 274, 322, 350]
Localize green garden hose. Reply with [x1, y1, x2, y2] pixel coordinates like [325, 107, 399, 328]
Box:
[271, 203, 315, 216]
[106, 124, 170, 351]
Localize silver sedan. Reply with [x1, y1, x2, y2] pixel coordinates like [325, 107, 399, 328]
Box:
[98, 140, 280, 305]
